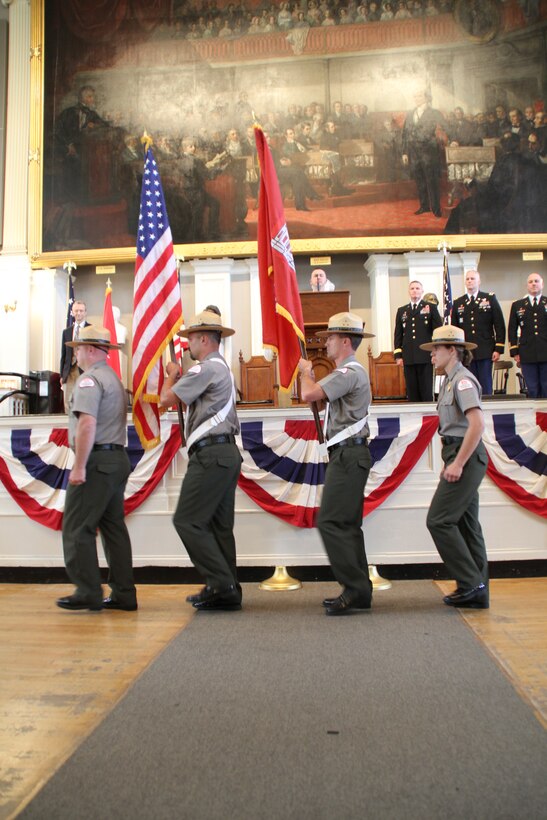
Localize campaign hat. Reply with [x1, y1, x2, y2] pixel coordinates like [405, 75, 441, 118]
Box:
[420, 324, 477, 351]
[316, 311, 374, 338]
[177, 309, 235, 339]
[66, 325, 121, 349]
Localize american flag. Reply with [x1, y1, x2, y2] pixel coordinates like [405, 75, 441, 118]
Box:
[442, 251, 453, 325]
[171, 333, 188, 364]
[132, 147, 183, 450]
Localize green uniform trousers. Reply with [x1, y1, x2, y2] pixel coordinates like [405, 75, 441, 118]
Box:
[174, 442, 242, 592]
[426, 440, 489, 590]
[317, 443, 372, 598]
[62, 449, 136, 606]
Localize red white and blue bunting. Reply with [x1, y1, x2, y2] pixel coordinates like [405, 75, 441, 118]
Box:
[238, 414, 439, 527]
[0, 410, 545, 531]
[483, 410, 546, 518]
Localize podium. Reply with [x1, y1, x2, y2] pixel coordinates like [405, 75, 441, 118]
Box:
[300, 290, 351, 384]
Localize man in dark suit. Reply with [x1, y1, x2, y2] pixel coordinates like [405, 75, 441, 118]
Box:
[450, 269, 506, 394]
[394, 280, 443, 401]
[55, 86, 108, 202]
[402, 90, 446, 218]
[60, 301, 90, 411]
[508, 272, 547, 398]
[177, 138, 223, 241]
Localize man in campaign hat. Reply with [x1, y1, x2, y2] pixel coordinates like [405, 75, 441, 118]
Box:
[57, 326, 137, 612]
[160, 310, 243, 611]
[420, 325, 489, 609]
[298, 312, 375, 615]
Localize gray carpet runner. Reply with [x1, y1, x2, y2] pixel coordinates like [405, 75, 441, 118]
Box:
[20, 581, 547, 820]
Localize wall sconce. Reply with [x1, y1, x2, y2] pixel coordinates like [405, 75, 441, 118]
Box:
[3, 300, 17, 314]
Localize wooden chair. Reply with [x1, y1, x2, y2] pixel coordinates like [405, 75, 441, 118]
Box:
[516, 370, 528, 396]
[492, 360, 513, 395]
[238, 351, 279, 407]
[367, 347, 407, 402]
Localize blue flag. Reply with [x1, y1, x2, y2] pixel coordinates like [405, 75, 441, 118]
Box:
[65, 273, 75, 328]
[442, 253, 452, 325]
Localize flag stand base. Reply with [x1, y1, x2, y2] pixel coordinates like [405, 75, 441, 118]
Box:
[369, 565, 392, 591]
[259, 566, 302, 591]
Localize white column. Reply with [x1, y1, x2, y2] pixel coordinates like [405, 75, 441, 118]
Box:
[365, 254, 392, 355]
[0, 1, 32, 375]
[246, 256, 266, 356]
[0, 255, 31, 372]
[186, 257, 235, 364]
[29, 267, 66, 373]
[1, 0, 30, 254]
[460, 252, 481, 276]
[404, 251, 445, 304]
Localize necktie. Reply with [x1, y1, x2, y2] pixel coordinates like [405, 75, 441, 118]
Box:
[412, 303, 417, 313]
[74, 324, 80, 340]
[533, 297, 538, 307]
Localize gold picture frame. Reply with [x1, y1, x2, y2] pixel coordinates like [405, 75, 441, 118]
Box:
[28, 0, 547, 269]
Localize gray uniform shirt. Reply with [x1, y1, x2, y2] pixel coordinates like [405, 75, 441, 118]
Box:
[319, 356, 371, 439]
[173, 352, 240, 441]
[437, 361, 482, 437]
[69, 360, 127, 447]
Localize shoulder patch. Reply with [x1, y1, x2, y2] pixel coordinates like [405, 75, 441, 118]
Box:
[337, 367, 349, 374]
[188, 364, 202, 374]
[457, 378, 474, 391]
[78, 377, 96, 389]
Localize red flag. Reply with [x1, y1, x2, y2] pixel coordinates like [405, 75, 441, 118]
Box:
[102, 283, 122, 379]
[132, 147, 183, 450]
[254, 126, 305, 392]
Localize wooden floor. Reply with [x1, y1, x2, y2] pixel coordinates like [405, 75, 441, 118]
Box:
[1, 579, 546, 819]
[438, 578, 547, 730]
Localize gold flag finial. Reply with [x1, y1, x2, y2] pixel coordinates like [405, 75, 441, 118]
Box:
[141, 130, 153, 153]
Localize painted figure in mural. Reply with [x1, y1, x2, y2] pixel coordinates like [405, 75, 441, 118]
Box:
[402, 89, 447, 218]
[54, 86, 109, 203]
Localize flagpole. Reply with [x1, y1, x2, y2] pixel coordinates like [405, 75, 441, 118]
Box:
[168, 340, 186, 448]
[299, 340, 325, 444]
[171, 255, 186, 448]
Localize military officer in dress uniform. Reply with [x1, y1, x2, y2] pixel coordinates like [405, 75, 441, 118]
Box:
[508, 272, 547, 399]
[57, 326, 137, 612]
[159, 310, 243, 611]
[394, 280, 443, 402]
[298, 312, 375, 616]
[450, 269, 505, 395]
[422, 325, 489, 610]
